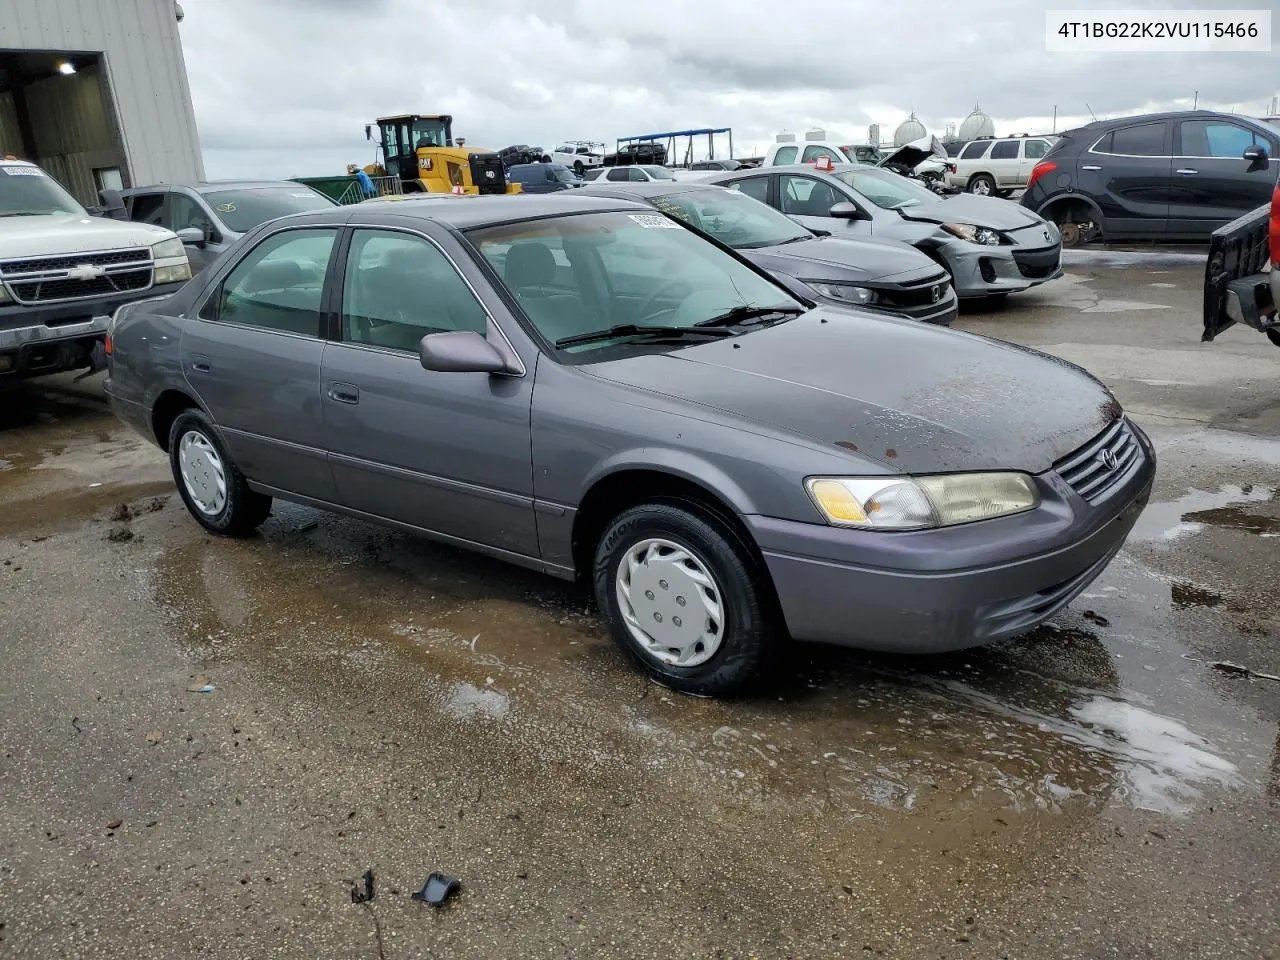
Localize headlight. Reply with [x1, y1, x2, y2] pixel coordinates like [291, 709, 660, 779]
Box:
[151, 237, 187, 260]
[805, 281, 877, 305]
[155, 262, 192, 284]
[806, 473, 1039, 531]
[942, 223, 1003, 246]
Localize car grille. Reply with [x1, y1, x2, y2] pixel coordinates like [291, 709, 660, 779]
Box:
[878, 274, 952, 309]
[1053, 417, 1141, 502]
[1012, 245, 1060, 279]
[0, 248, 154, 305]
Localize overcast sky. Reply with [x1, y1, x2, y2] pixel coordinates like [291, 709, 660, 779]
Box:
[179, 0, 1278, 179]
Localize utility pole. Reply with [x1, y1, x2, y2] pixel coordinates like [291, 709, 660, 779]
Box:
[1193, 90, 1198, 109]
[1052, 105, 1057, 133]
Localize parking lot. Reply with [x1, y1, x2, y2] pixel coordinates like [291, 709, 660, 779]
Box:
[1, 249, 1278, 958]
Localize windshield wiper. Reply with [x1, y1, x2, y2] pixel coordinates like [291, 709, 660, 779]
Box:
[695, 304, 805, 328]
[555, 323, 734, 348]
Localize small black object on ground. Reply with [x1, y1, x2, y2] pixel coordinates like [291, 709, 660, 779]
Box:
[351, 869, 375, 903]
[411, 873, 460, 907]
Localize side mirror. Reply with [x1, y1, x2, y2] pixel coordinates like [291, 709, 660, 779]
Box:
[828, 201, 862, 219]
[1244, 144, 1269, 173]
[419, 330, 508, 374]
[175, 226, 205, 247]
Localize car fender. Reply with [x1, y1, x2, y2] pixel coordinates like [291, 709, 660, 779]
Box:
[1034, 191, 1106, 226]
[579, 446, 761, 517]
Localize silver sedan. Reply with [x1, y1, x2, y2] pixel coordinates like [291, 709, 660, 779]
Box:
[708, 163, 1063, 300]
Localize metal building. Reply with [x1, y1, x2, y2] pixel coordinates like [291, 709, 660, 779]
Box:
[0, 0, 204, 205]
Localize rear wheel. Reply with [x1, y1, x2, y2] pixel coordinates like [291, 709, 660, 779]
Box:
[168, 409, 272, 536]
[1267, 329, 1280, 349]
[967, 174, 995, 196]
[573, 160, 585, 176]
[593, 503, 778, 696]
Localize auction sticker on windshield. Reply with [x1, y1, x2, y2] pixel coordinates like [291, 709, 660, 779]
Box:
[628, 214, 680, 229]
[1, 166, 45, 176]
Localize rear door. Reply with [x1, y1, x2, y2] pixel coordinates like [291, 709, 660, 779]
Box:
[320, 225, 538, 556]
[1076, 120, 1173, 240]
[181, 226, 340, 501]
[987, 140, 1021, 187]
[1169, 118, 1280, 238]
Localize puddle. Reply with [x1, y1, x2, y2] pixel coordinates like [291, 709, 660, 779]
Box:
[1062, 248, 1208, 268]
[1033, 273, 1170, 315]
[1161, 429, 1280, 469]
[443, 681, 510, 720]
[1129, 484, 1275, 545]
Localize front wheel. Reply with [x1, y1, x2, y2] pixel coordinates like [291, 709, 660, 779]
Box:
[593, 503, 778, 696]
[573, 160, 585, 176]
[967, 174, 995, 196]
[168, 409, 272, 536]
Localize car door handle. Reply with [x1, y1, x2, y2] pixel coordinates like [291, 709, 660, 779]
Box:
[1176, 168, 1198, 175]
[190, 354, 211, 373]
[327, 383, 359, 405]
[1081, 164, 1101, 171]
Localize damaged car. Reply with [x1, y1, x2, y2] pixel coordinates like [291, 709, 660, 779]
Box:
[708, 162, 1062, 300]
[1202, 167, 1279, 348]
[105, 194, 1152, 696]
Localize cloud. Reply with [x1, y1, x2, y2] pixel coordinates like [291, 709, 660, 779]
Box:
[178, 0, 1280, 179]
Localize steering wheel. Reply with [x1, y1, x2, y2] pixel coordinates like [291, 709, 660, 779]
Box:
[633, 278, 693, 324]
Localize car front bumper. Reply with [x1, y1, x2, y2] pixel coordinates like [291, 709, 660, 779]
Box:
[937, 237, 1063, 298]
[745, 419, 1155, 654]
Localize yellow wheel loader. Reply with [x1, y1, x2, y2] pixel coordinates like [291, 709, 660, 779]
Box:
[364, 115, 522, 195]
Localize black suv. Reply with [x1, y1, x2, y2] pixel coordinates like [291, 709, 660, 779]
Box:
[1020, 110, 1278, 246]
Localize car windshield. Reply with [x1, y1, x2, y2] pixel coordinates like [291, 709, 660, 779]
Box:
[466, 210, 801, 355]
[639, 166, 674, 180]
[581, 169, 605, 181]
[0, 165, 86, 217]
[649, 187, 810, 249]
[833, 168, 939, 209]
[201, 187, 336, 233]
[549, 166, 578, 183]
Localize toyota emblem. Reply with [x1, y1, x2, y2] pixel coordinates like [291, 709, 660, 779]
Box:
[1098, 449, 1118, 471]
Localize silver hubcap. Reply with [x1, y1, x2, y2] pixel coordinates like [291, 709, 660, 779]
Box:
[615, 538, 725, 667]
[971, 179, 991, 195]
[178, 430, 227, 515]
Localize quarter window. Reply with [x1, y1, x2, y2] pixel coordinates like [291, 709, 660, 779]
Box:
[205, 229, 335, 336]
[728, 176, 770, 203]
[773, 145, 798, 165]
[959, 140, 990, 160]
[989, 140, 1019, 160]
[1178, 121, 1257, 158]
[1100, 122, 1167, 156]
[341, 230, 487, 352]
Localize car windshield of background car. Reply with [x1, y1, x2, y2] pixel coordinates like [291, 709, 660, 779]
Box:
[0, 166, 86, 217]
[202, 187, 337, 233]
[652, 188, 811, 249]
[833, 169, 938, 209]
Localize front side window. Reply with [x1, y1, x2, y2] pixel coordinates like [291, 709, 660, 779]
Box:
[833, 169, 937, 209]
[960, 140, 990, 160]
[169, 192, 215, 238]
[466, 211, 798, 355]
[1101, 122, 1167, 156]
[652, 187, 810, 249]
[773, 145, 798, 165]
[779, 175, 843, 217]
[201, 187, 335, 233]
[128, 192, 166, 226]
[207, 229, 335, 336]
[342, 230, 487, 352]
[990, 140, 1019, 160]
[1178, 121, 1257, 158]
[0, 164, 86, 217]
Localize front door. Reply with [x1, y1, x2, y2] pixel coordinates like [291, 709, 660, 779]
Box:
[1168, 118, 1280, 238]
[777, 174, 873, 238]
[181, 227, 340, 501]
[1075, 120, 1173, 240]
[320, 226, 538, 557]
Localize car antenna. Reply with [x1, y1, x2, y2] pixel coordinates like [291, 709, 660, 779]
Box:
[1085, 103, 1097, 122]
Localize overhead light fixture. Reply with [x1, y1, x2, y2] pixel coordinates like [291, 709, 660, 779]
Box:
[57, 62, 76, 75]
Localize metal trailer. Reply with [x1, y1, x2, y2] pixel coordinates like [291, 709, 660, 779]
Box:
[614, 127, 735, 168]
[0, 0, 205, 206]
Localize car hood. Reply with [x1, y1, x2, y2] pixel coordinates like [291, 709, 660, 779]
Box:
[896, 193, 1045, 230]
[879, 134, 947, 170]
[743, 236, 941, 284]
[0, 214, 175, 260]
[583, 308, 1119, 474]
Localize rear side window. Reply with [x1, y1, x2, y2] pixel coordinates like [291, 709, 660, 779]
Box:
[205, 229, 336, 336]
[606, 168, 630, 182]
[773, 145, 798, 165]
[1024, 140, 1049, 159]
[960, 140, 990, 160]
[990, 141, 1019, 160]
[728, 176, 770, 203]
[1099, 122, 1167, 156]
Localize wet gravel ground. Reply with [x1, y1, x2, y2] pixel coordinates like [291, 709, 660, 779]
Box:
[1, 248, 1278, 959]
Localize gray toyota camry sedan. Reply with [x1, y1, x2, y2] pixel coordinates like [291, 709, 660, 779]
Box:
[105, 194, 1154, 696]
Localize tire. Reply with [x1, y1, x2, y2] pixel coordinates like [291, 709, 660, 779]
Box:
[168, 409, 272, 536]
[967, 174, 996, 196]
[573, 160, 585, 176]
[593, 502, 778, 696]
[1267, 329, 1280, 349]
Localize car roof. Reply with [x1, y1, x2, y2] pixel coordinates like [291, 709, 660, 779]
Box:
[737, 163, 898, 181]
[578, 181, 724, 201]
[338, 193, 649, 229]
[1063, 108, 1271, 135]
[120, 179, 316, 196]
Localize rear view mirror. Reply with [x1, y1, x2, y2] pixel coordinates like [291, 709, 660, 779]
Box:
[175, 226, 205, 246]
[1243, 144, 1269, 173]
[419, 330, 508, 374]
[829, 201, 862, 219]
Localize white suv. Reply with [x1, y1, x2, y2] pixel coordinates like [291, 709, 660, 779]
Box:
[947, 136, 1057, 196]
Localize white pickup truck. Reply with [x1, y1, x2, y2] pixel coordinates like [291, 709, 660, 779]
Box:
[0, 159, 192, 382]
